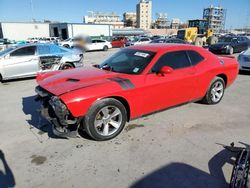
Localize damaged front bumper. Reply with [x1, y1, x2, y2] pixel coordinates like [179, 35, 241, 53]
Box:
[35, 86, 81, 138]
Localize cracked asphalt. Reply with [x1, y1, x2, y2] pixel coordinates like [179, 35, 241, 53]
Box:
[0, 48, 249, 188]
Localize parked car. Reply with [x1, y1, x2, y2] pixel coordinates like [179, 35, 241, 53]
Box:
[59, 36, 91, 49]
[36, 44, 238, 141]
[209, 36, 250, 55]
[125, 37, 151, 46]
[150, 38, 188, 44]
[111, 37, 128, 48]
[38, 37, 61, 44]
[0, 43, 83, 81]
[84, 39, 112, 52]
[238, 47, 250, 71]
[0, 38, 13, 45]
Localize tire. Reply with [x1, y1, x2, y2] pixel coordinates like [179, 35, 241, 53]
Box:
[202, 77, 225, 105]
[0, 74, 2, 83]
[83, 98, 127, 141]
[63, 44, 70, 48]
[228, 46, 234, 55]
[194, 37, 203, 46]
[60, 62, 74, 70]
[207, 36, 218, 45]
[103, 45, 108, 51]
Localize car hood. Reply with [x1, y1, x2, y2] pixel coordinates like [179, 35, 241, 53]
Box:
[210, 42, 229, 49]
[37, 66, 121, 96]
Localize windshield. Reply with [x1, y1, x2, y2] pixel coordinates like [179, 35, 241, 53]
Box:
[218, 37, 233, 43]
[131, 38, 139, 42]
[99, 49, 155, 74]
[0, 47, 16, 56]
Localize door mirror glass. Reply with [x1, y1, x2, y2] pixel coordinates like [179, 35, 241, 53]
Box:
[232, 38, 238, 43]
[159, 66, 173, 75]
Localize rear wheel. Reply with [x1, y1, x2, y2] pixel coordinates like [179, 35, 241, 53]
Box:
[207, 36, 218, 45]
[83, 98, 127, 141]
[103, 45, 108, 51]
[0, 74, 2, 83]
[194, 37, 203, 46]
[63, 44, 70, 48]
[202, 77, 225, 105]
[60, 62, 74, 70]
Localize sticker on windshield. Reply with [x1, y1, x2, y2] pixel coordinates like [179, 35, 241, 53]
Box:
[134, 52, 150, 58]
[133, 67, 140, 73]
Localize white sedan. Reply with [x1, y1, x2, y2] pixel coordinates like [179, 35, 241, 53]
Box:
[85, 39, 112, 52]
[0, 44, 83, 81]
[238, 48, 250, 71]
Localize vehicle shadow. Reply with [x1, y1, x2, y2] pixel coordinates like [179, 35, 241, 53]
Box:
[130, 142, 246, 188]
[239, 70, 250, 75]
[1, 77, 35, 85]
[22, 95, 93, 140]
[22, 95, 65, 139]
[131, 162, 228, 188]
[0, 150, 16, 188]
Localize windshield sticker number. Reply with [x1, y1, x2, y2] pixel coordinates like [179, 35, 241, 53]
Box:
[134, 52, 149, 58]
[133, 67, 140, 73]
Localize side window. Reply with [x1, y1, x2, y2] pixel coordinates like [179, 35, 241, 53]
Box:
[152, 51, 191, 72]
[10, 46, 36, 57]
[96, 40, 104, 43]
[187, 50, 204, 66]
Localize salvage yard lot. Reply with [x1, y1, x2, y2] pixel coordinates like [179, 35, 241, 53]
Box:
[0, 48, 250, 188]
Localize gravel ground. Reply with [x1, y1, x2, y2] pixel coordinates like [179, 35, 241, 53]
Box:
[0, 48, 250, 188]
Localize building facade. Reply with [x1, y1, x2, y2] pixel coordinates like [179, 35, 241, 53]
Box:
[171, 18, 180, 29]
[0, 22, 112, 40]
[84, 11, 124, 29]
[136, 0, 152, 29]
[123, 12, 137, 28]
[203, 5, 226, 33]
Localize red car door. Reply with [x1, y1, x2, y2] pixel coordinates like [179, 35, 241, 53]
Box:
[141, 50, 198, 114]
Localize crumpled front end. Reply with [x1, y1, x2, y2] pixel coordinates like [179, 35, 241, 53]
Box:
[35, 86, 81, 137]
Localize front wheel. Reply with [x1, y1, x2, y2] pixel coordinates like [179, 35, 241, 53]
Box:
[228, 46, 234, 55]
[103, 45, 108, 51]
[60, 63, 74, 70]
[83, 98, 127, 141]
[202, 77, 225, 105]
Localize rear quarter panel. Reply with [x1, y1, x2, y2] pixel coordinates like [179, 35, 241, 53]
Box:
[194, 49, 238, 99]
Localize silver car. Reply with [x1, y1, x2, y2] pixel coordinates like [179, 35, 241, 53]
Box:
[238, 47, 250, 71]
[0, 43, 83, 81]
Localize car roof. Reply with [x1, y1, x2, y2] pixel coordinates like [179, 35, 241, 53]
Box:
[127, 43, 197, 53]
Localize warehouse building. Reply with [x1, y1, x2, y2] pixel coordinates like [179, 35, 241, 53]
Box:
[0, 22, 112, 41]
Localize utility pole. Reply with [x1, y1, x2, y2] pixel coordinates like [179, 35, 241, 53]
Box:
[30, 0, 35, 22]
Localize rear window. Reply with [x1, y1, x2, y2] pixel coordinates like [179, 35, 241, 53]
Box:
[187, 50, 204, 65]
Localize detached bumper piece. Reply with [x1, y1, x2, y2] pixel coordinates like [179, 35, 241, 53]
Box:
[35, 86, 80, 138]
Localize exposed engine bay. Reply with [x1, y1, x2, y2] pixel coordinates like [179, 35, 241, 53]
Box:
[39, 55, 62, 70]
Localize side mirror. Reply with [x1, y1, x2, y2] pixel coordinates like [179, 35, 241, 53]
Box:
[158, 66, 173, 75]
[4, 54, 10, 59]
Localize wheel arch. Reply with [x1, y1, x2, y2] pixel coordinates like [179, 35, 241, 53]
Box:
[216, 73, 228, 87]
[60, 62, 75, 69]
[103, 96, 131, 122]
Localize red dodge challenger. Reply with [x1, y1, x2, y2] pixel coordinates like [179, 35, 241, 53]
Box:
[35, 44, 238, 141]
